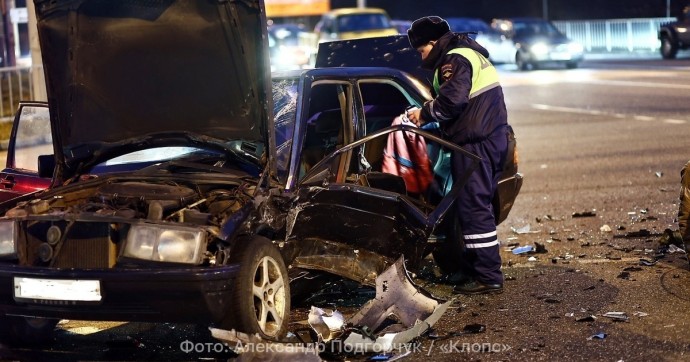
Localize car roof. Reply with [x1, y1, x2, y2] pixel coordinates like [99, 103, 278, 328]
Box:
[326, 8, 389, 16]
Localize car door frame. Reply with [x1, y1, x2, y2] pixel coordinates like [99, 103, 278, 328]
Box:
[0, 101, 53, 204]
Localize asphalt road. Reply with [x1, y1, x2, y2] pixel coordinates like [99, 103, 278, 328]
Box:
[2, 57, 690, 361]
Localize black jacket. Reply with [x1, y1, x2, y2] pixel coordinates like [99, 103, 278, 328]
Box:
[420, 32, 508, 145]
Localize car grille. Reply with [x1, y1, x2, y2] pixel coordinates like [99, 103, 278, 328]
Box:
[23, 221, 117, 269]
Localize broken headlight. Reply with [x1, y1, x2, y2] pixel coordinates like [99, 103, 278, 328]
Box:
[0, 220, 17, 259]
[123, 224, 207, 264]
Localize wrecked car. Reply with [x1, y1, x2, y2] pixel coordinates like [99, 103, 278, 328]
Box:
[0, 0, 521, 347]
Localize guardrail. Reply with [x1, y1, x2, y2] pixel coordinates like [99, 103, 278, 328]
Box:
[553, 17, 675, 52]
[0, 64, 43, 122]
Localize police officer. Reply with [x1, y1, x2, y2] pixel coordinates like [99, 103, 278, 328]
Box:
[406, 16, 511, 295]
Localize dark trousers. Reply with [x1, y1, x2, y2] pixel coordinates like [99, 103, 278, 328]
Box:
[451, 125, 509, 285]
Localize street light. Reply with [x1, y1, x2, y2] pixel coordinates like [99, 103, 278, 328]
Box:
[542, 0, 548, 19]
[358, 0, 366, 9]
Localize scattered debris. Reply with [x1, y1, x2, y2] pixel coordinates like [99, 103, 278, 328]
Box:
[341, 257, 450, 353]
[308, 307, 345, 342]
[658, 228, 684, 247]
[211, 257, 450, 359]
[667, 244, 686, 254]
[527, 256, 538, 262]
[602, 312, 629, 322]
[622, 266, 643, 272]
[512, 245, 534, 254]
[587, 333, 607, 340]
[575, 315, 597, 322]
[534, 242, 548, 254]
[639, 258, 657, 266]
[615, 229, 658, 238]
[655, 171, 663, 178]
[459, 323, 486, 334]
[572, 210, 596, 218]
[511, 224, 540, 234]
[633, 311, 649, 317]
[600, 225, 612, 233]
[617, 271, 630, 280]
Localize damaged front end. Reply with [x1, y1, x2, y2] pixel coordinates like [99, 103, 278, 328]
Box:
[1, 176, 259, 269]
[0, 169, 298, 341]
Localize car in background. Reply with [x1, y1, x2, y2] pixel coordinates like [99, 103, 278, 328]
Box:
[659, 4, 690, 59]
[268, 24, 311, 71]
[491, 17, 584, 70]
[445, 17, 516, 64]
[313, 8, 398, 43]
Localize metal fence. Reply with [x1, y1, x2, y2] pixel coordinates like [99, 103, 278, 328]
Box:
[0, 64, 44, 122]
[553, 17, 674, 52]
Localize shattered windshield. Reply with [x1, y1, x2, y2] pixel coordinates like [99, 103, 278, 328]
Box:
[272, 77, 299, 183]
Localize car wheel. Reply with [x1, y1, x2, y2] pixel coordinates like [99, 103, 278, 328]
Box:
[660, 35, 678, 59]
[227, 236, 289, 340]
[515, 51, 530, 71]
[565, 61, 578, 69]
[431, 213, 465, 275]
[0, 315, 58, 346]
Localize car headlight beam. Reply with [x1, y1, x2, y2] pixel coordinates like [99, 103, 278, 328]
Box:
[530, 42, 549, 55]
[124, 224, 206, 264]
[0, 220, 17, 259]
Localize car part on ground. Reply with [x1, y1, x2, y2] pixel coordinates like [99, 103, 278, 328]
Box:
[210, 257, 449, 358]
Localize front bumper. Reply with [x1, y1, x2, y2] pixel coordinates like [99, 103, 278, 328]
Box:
[0, 264, 240, 325]
[531, 50, 584, 63]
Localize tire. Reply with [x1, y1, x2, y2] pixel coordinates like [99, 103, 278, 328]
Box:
[0, 316, 58, 346]
[565, 61, 578, 69]
[226, 236, 289, 340]
[431, 213, 465, 275]
[660, 35, 678, 59]
[516, 51, 531, 71]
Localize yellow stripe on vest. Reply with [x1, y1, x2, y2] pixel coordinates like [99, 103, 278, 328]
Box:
[434, 48, 500, 99]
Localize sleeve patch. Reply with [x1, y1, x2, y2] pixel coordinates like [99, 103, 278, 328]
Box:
[441, 63, 454, 81]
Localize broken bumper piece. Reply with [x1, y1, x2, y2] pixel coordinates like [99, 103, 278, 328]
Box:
[211, 256, 450, 358]
[339, 256, 450, 353]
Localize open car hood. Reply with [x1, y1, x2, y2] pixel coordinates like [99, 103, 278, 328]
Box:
[315, 35, 434, 90]
[34, 0, 273, 171]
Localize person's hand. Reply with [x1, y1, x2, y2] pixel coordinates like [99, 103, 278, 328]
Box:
[406, 108, 423, 127]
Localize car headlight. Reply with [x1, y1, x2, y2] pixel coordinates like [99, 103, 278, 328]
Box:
[0, 220, 17, 259]
[123, 224, 206, 264]
[530, 42, 549, 55]
[567, 42, 584, 53]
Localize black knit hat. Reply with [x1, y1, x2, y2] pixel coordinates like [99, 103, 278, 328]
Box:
[407, 16, 451, 48]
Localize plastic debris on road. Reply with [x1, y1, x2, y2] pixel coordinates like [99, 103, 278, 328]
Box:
[587, 333, 607, 340]
[602, 312, 629, 322]
[512, 245, 534, 254]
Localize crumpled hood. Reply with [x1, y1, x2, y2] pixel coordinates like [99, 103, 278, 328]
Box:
[34, 0, 273, 170]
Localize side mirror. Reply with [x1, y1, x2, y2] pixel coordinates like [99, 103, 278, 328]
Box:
[37, 155, 55, 179]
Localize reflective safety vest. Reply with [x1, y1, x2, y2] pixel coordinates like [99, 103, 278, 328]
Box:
[433, 48, 500, 99]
